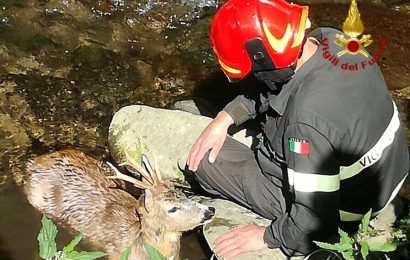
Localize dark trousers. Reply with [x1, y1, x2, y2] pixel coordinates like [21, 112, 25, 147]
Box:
[195, 136, 287, 221]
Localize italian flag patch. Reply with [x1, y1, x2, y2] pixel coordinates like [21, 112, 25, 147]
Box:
[289, 138, 310, 156]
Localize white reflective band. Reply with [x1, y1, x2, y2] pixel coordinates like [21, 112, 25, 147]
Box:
[288, 169, 340, 192]
[340, 173, 408, 222]
[340, 102, 400, 180]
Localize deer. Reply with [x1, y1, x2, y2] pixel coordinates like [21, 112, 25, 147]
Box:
[23, 149, 215, 259]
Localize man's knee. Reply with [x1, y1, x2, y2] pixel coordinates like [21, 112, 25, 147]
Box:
[194, 152, 221, 196]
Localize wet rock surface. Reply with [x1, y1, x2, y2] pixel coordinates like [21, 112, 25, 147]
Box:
[0, 0, 409, 258]
[108, 104, 251, 182]
[108, 105, 213, 182]
[0, 0, 217, 182]
[0, 0, 408, 181]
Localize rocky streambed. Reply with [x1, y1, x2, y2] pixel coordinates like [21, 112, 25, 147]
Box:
[0, 0, 409, 259]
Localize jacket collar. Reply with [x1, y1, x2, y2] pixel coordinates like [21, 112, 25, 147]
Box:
[267, 28, 324, 115]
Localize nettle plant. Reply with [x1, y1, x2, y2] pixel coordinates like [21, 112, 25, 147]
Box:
[314, 209, 409, 260]
[37, 216, 106, 260]
[37, 215, 167, 260]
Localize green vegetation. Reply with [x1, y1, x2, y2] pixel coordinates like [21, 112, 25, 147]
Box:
[314, 209, 409, 260]
[37, 215, 169, 260]
[37, 215, 106, 260]
[143, 242, 167, 260]
[119, 246, 131, 260]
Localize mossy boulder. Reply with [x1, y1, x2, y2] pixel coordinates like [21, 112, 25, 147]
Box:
[108, 105, 208, 182]
[108, 105, 251, 183]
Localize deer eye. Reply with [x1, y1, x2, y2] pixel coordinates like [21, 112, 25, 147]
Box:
[168, 207, 179, 213]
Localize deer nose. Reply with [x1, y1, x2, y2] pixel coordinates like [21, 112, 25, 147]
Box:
[203, 207, 215, 221]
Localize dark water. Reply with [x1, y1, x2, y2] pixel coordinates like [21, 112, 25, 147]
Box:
[0, 180, 211, 260]
[0, 0, 409, 259]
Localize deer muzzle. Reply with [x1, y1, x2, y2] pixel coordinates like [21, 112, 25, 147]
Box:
[201, 206, 216, 224]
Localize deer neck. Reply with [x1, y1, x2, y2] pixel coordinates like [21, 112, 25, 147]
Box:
[141, 218, 181, 259]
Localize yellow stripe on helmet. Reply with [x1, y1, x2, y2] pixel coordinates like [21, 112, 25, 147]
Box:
[218, 59, 242, 75]
[263, 21, 292, 53]
[291, 8, 310, 48]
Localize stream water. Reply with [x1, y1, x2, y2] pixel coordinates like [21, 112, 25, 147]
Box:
[0, 0, 409, 259]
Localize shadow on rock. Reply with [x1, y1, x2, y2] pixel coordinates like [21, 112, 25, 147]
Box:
[191, 71, 267, 117]
[0, 238, 12, 260]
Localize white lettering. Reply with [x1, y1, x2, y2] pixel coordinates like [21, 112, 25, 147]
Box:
[340, 102, 400, 180]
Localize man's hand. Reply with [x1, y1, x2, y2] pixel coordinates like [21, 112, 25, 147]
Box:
[187, 111, 234, 172]
[213, 224, 268, 260]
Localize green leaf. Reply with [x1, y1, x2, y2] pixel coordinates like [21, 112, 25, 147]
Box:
[143, 242, 167, 260]
[37, 215, 58, 259]
[359, 209, 372, 233]
[65, 250, 106, 260]
[341, 250, 354, 260]
[63, 233, 83, 254]
[314, 241, 339, 250]
[120, 246, 131, 260]
[315, 241, 351, 252]
[367, 242, 397, 252]
[360, 240, 369, 259]
[338, 228, 353, 245]
[332, 242, 354, 253]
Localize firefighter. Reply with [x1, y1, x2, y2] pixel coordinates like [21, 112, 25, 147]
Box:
[187, 0, 409, 258]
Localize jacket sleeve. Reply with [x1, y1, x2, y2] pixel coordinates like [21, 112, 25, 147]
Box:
[223, 95, 257, 125]
[264, 122, 341, 256]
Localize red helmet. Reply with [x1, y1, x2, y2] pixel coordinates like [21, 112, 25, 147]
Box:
[210, 0, 310, 79]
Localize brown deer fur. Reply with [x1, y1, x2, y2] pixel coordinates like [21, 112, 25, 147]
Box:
[23, 149, 214, 259]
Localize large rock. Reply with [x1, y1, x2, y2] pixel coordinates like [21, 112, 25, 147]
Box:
[108, 105, 251, 182]
[197, 197, 300, 260]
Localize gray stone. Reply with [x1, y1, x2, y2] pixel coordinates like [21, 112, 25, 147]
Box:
[173, 100, 202, 116]
[197, 197, 300, 260]
[108, 105, 251, 183]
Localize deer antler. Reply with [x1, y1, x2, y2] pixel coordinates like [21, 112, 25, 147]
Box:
[119, 151, 155, 186]
[106, 162, 154, 189]
[141, 154, 161, 185]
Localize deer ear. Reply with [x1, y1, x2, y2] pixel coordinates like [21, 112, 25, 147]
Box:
[144, 190, 154, 212]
